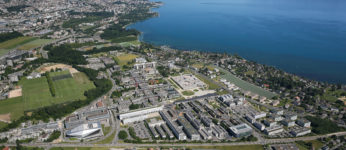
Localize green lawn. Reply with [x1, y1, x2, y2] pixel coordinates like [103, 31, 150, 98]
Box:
[0, 36, 36, 49]
[114, 53, 138, 66]
[119, 40, 141, 47]
[216, 66, 277, 98]
[0, 36, 37, 56]
[320, 88, 346, 102]
[187, 145, 264, 150]
[0, 72, 95, 121]
[96, 131, 115, 144]
[0, 97, 25, 121]
[0, 121, 7, 129]
[182, 90, 194, 96]
[17, 39, 53, 50]
[194, 73, 220, 90]
[50, 147, 110, 150]
[102, 124, 112, 135]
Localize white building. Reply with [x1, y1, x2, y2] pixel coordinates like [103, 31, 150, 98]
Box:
[66, 122, 102, 139]
[290, 128, 311, 137]
[119, 106, 164, 124]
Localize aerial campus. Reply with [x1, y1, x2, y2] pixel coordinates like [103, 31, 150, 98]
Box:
[0, 0, 345, 150]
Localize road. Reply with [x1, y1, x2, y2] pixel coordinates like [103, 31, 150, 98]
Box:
[4, 132, 346, 148]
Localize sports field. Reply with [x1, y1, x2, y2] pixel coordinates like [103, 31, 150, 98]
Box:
[0, 71, 95, 122]
[17, 39, 53, 50]
[114, 53, 138, 66]
[216, 66, 277, 98]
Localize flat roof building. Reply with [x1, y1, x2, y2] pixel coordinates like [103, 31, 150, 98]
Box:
[229, 123, 253, 138]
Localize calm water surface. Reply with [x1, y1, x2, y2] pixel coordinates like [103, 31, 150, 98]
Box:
[129, 0, 346, 83]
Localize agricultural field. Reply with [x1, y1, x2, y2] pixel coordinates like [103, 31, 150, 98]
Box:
[0, 71, 95, 122]
[216, 66, 277, 98]
[114, 53, 138, 66]
[17, 39, 53, 50]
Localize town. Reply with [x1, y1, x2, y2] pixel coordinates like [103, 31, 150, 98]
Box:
[0, 0, 345, 150]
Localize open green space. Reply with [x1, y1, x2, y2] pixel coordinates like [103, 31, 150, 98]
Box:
[50, 147, 111, 150]
[0, 72, 95, 121]
[96, 131, 116, 144]
[0, 121, 7, 129]
[114, 53, 138, 66]
[320, 88, 346, 102]
[118, 40, 141, 47]
[194, 73, 220, 90]
[182, 90, 195, 96]
[102, 124, 112, 135]
[0, 36, 36, 50]
[0, 36, 37, 56]
[216, 66, 277, 98]
[17, 39, 53, 50]
[0, 97, 25, 121]
[187, 145, 264, 150]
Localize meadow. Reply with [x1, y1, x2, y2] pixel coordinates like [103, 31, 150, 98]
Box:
[17, 39, 53, 50]
[0, 36, 37, 56]
[114, 53, 138, 66]
[0, 71, 95, 122]
[216, 66, 277, 98]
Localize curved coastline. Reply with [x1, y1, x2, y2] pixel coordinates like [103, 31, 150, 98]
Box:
[128, 0, 346, 84]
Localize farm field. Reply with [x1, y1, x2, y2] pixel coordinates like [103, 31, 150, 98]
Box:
[0, 71, 95, 122]
[17, 38, 53, 50]
[216, 66, 277, 98]
[114, 53, 138, 66]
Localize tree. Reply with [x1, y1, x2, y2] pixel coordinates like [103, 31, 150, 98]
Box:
[118, 130, 128, 140]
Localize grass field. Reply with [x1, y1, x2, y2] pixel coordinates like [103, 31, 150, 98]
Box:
[0, 97, 25, 121]
[17, 39, 53, 50]
[182, 90, 194, 96]
[50, 147, 110, 150]
[119, 40, 141, 47]
[96, 131, 116, 144]
[114, 53, 138, 66]
[187, 145, 264, 150]
[216, 66, 277, 98]
[0, 36, 36, 49]
[0, 121, 7, 129]
[194, 73, 220, 90]
[0, 36, 37, 56]
[0, 72, 95, 122]
[102, 124, 112, 135]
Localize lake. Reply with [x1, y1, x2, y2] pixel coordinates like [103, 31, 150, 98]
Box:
[129, 0, 346, 83]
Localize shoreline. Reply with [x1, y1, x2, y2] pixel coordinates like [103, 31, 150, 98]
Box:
[129, 0, 346, 85]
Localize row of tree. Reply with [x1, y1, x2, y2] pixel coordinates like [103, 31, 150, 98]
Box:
[0, 31, 23, 43]
[45, 72, 56, 97]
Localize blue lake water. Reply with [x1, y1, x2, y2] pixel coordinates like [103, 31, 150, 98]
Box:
[129, 0, 346, 83]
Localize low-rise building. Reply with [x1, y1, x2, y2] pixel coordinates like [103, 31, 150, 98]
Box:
[290, 128, 311, 137]
[264, 125, 284, 136]
[229, 123, 253, 138]
[296, 119, 311, 128]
